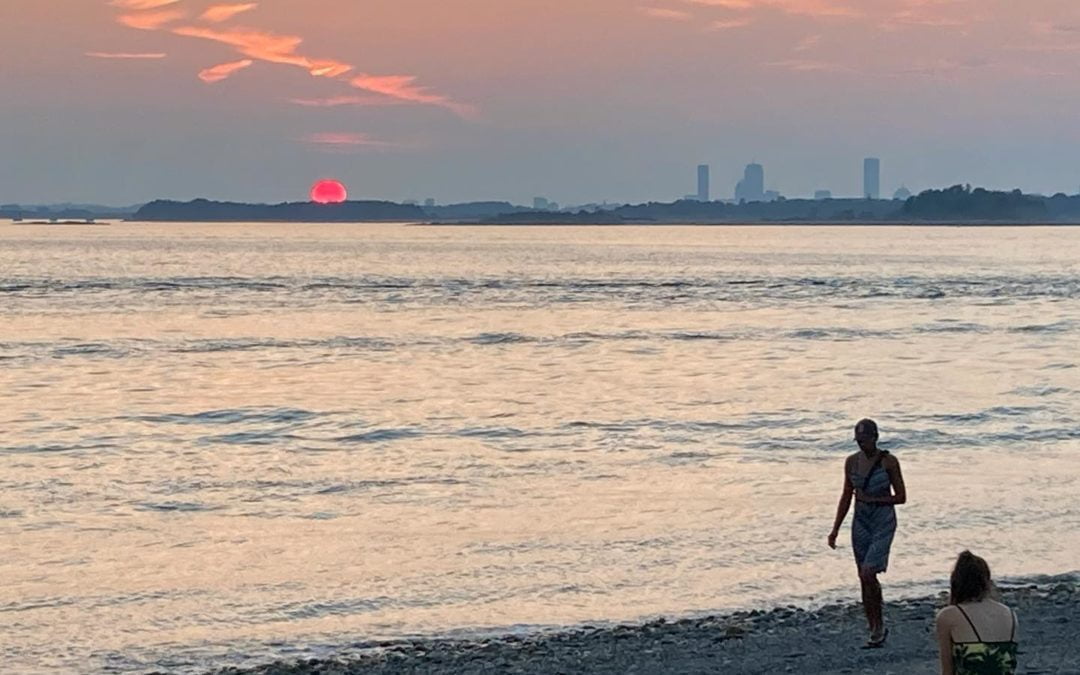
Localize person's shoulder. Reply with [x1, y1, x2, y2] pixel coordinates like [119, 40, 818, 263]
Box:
[882, 452, 902, 468]
[844, 452, 860, 468]
[987, 599, 1015, 616]
[936, 604, 960, 623]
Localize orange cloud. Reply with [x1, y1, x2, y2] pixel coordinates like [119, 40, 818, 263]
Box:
[200, 3, 258, 23]
[198, 59, 254, 83]
[104, 3, 473, 116]
[171, 25, 352, 77]
[118, 9, 186, 30]
[109, 0, 181, 8]
[86, 51, 168, 59]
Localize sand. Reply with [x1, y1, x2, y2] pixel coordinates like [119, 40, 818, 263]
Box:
[210, 580, 1079, 675]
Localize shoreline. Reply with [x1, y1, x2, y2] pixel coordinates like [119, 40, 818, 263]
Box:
[419, 220, 1080, 227]
[210, 577, 1079, 675]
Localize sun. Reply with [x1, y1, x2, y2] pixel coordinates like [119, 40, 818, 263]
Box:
[311, 179, 348, 204]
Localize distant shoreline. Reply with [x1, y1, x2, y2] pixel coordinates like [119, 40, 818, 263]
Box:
[7, 186, 1080, 226]
[8, 219, 1080, 227]
[10, 218, 1080, 227]
[417, 220, 1080, 227]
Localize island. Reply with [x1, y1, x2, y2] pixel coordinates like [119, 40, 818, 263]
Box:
[12, 186, 1078, 225]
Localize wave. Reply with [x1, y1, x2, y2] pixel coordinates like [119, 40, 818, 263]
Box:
[2, 320, 1075, 366]
[130, 408, 320, 425]
[3, 274, 1080, 306]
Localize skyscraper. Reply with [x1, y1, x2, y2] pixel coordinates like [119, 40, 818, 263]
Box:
[735, 163, 765, 203]
[864, 158, 881, 200]
[697, 164, 710, 202]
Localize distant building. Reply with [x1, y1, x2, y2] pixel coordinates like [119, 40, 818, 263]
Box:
[735, 163, 765, 203]
[424, 198, 436, 208]
[864, 158, 881, 200]
[764, 190, 782, 202]
[815, 190, 833, 200]
[533, 197, 550, 210]
[893, 185, 912, 201]
[697, 164, 710, 202]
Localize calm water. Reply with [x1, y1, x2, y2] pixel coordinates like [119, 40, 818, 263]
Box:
[1, 223, 1078, 673]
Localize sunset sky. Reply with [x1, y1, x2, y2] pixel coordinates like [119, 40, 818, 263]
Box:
[3, 0, 1080, 204]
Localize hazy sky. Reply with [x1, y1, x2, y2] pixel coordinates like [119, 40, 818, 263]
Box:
[3, 0, 1080, 205]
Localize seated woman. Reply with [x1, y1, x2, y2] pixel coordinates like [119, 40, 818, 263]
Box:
[936, 551, 1019, 675]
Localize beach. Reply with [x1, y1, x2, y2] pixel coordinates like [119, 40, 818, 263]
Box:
[212, 580, 1079, 674]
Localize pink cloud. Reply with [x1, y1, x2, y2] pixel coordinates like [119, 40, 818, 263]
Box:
[198, 59, 254, 83]
[109, 0, 181, 8]
[709, 17, 754, 29]
[350, 74, 476, 117]
[301, 133, 408, 153]
[684, 0, 861, 18]
[640, 7, 693, 20]
[117, 9, 186, 30]
[304, 132, 390, 146]
[766, 58, 855, 72]
[289, 95, 412, 108]
[86, 51, 168, 59]
[200, 3, 258, 23]
[883, 11, 968, 28]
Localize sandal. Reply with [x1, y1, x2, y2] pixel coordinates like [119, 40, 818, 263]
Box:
[863, 626, 889, 649]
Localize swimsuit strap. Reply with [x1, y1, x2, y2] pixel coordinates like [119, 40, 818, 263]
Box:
[955, 605, 984, 643]
[1010, 609, 1017, 643]
[860, 451, 888, 492]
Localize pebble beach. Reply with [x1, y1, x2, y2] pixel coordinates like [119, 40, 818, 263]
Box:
[211, 580, 1079, 675]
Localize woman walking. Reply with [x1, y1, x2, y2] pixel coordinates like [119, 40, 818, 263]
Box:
[936, 551, 1019, 675]
[827, 418, 907, 647]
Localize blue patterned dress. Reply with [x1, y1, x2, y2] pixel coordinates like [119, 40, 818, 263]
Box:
[849, 453, 897, 573]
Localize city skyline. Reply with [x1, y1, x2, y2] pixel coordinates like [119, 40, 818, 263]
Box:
[5, 1, 1080, 204]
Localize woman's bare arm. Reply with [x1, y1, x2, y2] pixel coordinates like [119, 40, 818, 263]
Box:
[828, 457, 854, 548]
[936, 609, 955, 675]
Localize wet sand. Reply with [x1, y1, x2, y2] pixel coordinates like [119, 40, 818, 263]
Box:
[211, 579, 1078, 675]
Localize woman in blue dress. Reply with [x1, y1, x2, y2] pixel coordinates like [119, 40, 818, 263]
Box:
[828, 419, 907, 647]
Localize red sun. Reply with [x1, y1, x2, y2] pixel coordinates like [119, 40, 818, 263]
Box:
[311, 179, 348, 204]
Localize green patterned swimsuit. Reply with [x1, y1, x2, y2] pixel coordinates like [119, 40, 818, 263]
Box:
[952, 605, 1018, 675]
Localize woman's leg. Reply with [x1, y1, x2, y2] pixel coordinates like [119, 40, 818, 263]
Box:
[859, 565, 883, 636]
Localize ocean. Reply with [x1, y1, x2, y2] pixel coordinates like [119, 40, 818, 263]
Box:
[1, 223, 1078, 673]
